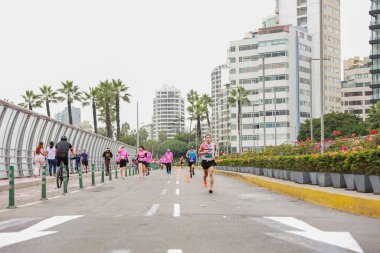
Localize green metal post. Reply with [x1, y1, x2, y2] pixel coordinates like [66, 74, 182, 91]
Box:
[109, 164, 112, 181]
[41, 165, 47, 200]
[78, 165, 83, 190]
[115, 165, 118, 179]
[63, 165, 68, 194]
[101, 163, 105, 183]
[91, 164, 95, 186]
[8, 166, 15, 209]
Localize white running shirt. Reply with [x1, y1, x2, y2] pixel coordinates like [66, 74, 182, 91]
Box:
[46, 147, 56, 160]
[201, 142, 216, 161]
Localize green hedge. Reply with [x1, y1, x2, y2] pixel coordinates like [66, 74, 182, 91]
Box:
[216, 151, 380, 176]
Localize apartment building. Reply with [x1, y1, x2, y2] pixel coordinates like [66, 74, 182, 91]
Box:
[370, 0, 380, 103]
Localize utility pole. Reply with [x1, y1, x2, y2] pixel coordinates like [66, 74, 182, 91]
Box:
[136, 101, 139, 154]
[260, 54, 267, 150]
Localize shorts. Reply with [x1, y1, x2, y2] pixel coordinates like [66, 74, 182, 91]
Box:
[143, 162, 150, 167]
[82, 160, 89, 166]
[120, 160, 127, 167]
[201, 160, 216, 170]
[188, 161, 195, 167]
[57, 155, 68, 168]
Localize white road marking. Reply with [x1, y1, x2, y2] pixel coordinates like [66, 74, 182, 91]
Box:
[173, 204, 180, 217]
[70, 190, 80, 194]
[167, 181, 171, 184]
[175, 189, 180, 195]
[109, 250, 131, 253]
[167, 250, 182, 253]
[265, 217, 363, 253]
[145, 204, 160, 216]
[176, 180, 179, 185]
[0, 215, 83, 248]
[49, 195, 62, 200]
[161, 189, 168, 195]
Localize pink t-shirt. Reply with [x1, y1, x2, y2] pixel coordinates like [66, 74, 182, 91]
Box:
[165, 152, 173, 163]
[138, 150, 146, 161]
[146, 152, 152, 163]
[118, 149, 128, 161]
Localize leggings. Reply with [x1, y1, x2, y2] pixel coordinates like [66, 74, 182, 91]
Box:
[166, 163, 172, 173]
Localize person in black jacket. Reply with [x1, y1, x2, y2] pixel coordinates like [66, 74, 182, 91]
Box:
[103, 147, 113, 176]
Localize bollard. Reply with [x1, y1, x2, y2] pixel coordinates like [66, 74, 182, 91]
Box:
[63, 166, 68, 194]
[8, 166, 16, 209]
[79, 165, 83, 190]
[91, 164, 95, 186]
[101, 163, 105, 183]
[109, 165, 112, 181]
[115, 165, 118, 179]
[41, 165, 47, 200]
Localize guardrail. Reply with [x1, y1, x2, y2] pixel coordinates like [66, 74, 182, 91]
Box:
[0, 99, 135, 179]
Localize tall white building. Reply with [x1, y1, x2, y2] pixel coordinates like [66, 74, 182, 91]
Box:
[152, 85, 185, 140]
[211, 64, 229, 142]
[54, 107, 81, 126]
[278, 0, 342, 115]
[229, 25, 313, 153]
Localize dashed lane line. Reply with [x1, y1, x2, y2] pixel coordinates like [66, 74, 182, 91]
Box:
[173, 204, 180, 217]
[145, 204, 160, 216]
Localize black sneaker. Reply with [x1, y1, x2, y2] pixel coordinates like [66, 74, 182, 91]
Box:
[209, 190, 213, 193]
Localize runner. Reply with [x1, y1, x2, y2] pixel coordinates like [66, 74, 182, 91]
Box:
[102, 147, 113, 176]
[186, 146, 197, 178]
[164, 149, 173, 174]
[118, 146, 129, 179]
[180, 156, 184, 169]
[198, 134, 217, 193]
[80, 148, 89, 174]
[74, 150, 81, 173]
[145, 148, 152, 176]
[137, 146, 147, 179]
[55, 136, 74, 179]
[159, 156, 165, 170]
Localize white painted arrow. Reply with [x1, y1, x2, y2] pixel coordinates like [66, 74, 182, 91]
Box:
[0, 215, 83, 248]
[264, 217, 363, 253]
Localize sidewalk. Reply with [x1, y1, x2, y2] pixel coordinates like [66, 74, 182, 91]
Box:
[217, 169, 380, 219]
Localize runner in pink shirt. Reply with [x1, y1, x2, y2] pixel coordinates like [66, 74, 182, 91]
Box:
[164, 149, 173, 174]
[137, 146, 147, 179]
[145, 149, 152, 176]
[118, 146, 129, 179]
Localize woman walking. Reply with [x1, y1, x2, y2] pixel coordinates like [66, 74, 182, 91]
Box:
[137, 146, 147, 179]
[33, 142, 45, 178]
[118, 146, 129, 179]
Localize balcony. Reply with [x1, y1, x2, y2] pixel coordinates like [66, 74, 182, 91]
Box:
[370, 3, 380, 15]
[370, 35, 380, 44]
[370, 49, 380, 59]
[370, 19, 380, 29]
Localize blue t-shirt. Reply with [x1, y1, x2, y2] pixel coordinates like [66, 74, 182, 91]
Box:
[188, 151, 196, 162]
[81, 152, 89, 162]
[75, 155, 81, 164]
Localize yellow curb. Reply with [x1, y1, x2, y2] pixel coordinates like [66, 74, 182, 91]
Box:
[216, 170, 380, 219]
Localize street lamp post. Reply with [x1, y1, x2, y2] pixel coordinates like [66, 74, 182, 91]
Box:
[274, 87, 277, 146]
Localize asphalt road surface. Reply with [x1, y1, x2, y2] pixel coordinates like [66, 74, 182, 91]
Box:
[0, 168, 379, 253]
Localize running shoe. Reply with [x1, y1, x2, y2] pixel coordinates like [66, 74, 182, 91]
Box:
[209, 189, 213, 194]
[203, 180, 207, 188]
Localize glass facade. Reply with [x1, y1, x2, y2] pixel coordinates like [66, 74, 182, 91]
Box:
[370, 0, 380, 102]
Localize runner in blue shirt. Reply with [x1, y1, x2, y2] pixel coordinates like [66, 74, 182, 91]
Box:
[186, 146, 197, 178]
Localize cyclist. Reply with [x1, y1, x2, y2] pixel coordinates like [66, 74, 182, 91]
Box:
[186, 146, 197, 178]
[56, 136, 74, 179]
[198, 134, 217, 193]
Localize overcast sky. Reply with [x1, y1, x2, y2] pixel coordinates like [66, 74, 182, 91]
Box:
[0, 0, 371, 130]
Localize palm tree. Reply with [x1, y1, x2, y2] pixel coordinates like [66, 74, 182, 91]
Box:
[187, 90, 206, 143]
[39, 85, 63, 117]
[82, 87, 99, 133]
[19, 90, 42, 111]
[227, 86, 250, 153]
[201, 94, 213, 134]
[367, 101, 380, 130]
[58, 81, 83, 125]
[97, 80, 114, 139]
[112, 79, 131, 141]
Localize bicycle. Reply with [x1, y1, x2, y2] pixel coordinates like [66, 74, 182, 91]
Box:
[56, 163, 69, 188]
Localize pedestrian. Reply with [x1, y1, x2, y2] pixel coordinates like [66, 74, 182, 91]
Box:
[138, 146, 147, 179]
[33, 141, 45, 178]
[118, 146, 128, 179]
[180, 156, 184, 169]
[164, 149, 173, 174]
[75, 150, 81, 173]
[46, 141, 57, 176]
[198, 134, 218, 193]
[81, 148, 89, 173]
[145, 148, 152, 176]
[103, 147, 113, 176]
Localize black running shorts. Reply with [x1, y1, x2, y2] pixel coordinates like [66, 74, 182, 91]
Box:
[120, 160, 127, 167]
[201, 160, 216, 170]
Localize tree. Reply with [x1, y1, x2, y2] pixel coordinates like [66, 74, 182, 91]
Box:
[139, 128, 149, 146]
[39, 85, 63, 117]
[96, 80, 114, 139]
[227, 86, 250, 153]
[82, 87, 99, 133]
[19, 90, 42, 111]
[120, 122, 131, 139]
[367, 101, 380, 130]
[298, 112, 368, 141]
[156, 140, 188, 159]
[174, 131, 196, 144]
[187, 90, 206, 143]
[158, 130, 168, 143]
[201, 94, 213, 133]
[112, 79, 131, 141]
[58, 81, 83, 125]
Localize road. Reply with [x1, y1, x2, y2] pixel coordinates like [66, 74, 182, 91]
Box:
[0, 168, 379, 253]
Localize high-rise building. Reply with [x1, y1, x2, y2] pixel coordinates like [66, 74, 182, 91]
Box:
[341, 57, 372, 121]
[278, 0, 342, 115]
[152, 85, 185, 140]
[370, 0, 380, 103]
[141, 123, 154, 141]
[211, 64, 228, 142]
[54, 107, 81, 126]
[228, 25, 313, 152]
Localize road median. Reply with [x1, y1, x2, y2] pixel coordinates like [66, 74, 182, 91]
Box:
[216, 169, 380, 219]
